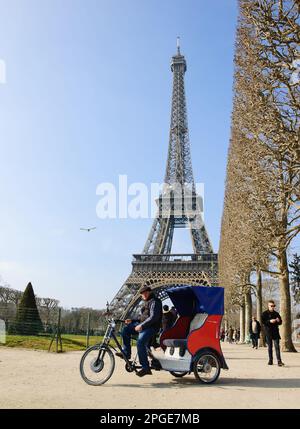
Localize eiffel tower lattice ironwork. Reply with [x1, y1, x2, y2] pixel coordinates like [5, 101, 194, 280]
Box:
[109, 39, 218, 318]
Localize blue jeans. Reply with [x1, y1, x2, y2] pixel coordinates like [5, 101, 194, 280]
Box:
[121, 322, 156, 369]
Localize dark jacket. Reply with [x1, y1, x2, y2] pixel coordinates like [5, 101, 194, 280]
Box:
[139, 293, 162, 331]
[261, 310, 282, 340]
[249, 320, 261, 337]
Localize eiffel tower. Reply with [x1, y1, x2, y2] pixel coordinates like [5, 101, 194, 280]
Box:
[109, 39, 218, 318]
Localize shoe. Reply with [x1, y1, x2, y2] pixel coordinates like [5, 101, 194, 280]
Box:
[268, 361, 273, 365]
[136, 368, 152, 377]
[256, 346, 258, 349]
[278, 361, 285, 367]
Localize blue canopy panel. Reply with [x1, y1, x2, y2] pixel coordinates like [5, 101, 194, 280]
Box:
[167, 285, 224, 316]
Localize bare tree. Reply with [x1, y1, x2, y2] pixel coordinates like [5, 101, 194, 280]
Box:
[220, 0, 299, 351]
[37, 297, 59, 327]
[9, 289, 23, 307]
[0, 285, 13, 305]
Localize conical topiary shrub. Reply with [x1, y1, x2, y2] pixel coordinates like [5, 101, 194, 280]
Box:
[13, 282, 44, 335]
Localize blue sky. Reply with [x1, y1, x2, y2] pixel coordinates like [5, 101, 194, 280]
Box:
[0, 0, 238, 308]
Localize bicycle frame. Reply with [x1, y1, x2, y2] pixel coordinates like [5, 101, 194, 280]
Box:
[97, 319, 141, 372]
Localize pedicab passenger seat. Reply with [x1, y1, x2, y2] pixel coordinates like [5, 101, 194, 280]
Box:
[162, 313, 208, 349]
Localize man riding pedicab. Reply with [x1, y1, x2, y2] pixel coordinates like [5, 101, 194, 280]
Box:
[116, 286, 162, 377]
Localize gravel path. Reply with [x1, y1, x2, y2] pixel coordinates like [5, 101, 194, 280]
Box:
[0, 343, 299, 409]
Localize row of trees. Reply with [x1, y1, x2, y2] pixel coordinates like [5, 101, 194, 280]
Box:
[219, 0, 300, 351]
[0, 281, 106, 335]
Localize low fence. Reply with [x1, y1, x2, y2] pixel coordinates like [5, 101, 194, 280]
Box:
[0, 304, 109, 352]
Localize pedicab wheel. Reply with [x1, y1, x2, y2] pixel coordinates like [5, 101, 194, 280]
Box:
[170, 371, 189, 378]
[80, 344, 115, 386]
[193, 351, 221, 384]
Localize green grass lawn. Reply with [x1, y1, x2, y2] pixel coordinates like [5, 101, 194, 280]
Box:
[0, 334, 115, 352]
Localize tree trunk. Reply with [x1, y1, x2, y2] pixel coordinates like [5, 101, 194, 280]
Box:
[278, 248, 297, 352]
[239, 303, 245, 343]
[245, 289, 252, 343]
[256, 269, 266, 347]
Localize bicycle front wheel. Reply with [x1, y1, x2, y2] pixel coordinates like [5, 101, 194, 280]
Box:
[80, 344, 115, 386]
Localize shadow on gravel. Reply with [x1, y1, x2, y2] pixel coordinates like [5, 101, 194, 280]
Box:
[227, 357, 267, 360]
[110, 377, 300, 389]
[218, 377, 300, 388]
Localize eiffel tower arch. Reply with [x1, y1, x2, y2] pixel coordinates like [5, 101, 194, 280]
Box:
[109, 39, 218, 318]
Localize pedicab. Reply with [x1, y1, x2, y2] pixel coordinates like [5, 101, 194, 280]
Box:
[79, 285, 228, 385]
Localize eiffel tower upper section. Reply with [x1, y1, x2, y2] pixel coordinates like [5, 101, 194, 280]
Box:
[142, 38, 214, 256]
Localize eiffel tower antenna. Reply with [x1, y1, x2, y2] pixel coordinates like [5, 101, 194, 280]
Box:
[109, 40, 218, 317]
[177, 36, 180, 54]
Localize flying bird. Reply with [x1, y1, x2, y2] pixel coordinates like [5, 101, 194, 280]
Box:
[80, 227, 97, 232]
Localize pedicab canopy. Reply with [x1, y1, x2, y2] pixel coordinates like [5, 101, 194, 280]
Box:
[166, 285, 224, 317]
